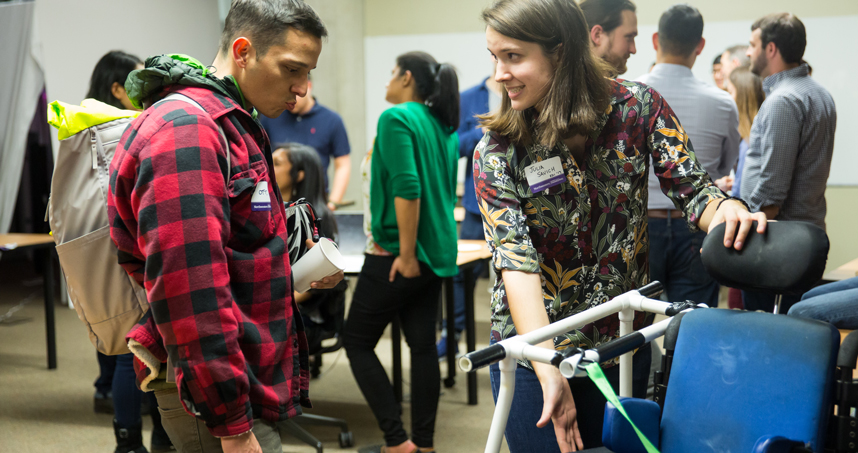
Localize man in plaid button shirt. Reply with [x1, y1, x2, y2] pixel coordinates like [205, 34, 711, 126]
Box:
[741, 13, 836, 312]
[108, 1, 343, 452]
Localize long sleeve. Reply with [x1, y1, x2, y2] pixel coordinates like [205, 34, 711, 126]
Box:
[744, 95, 802, 211]
[719, 104, 741, 179]
[110, 113, 253, 437]
[376, 109, 420, 200]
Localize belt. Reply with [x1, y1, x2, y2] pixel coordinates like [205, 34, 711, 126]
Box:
[648, 209, 683, 219]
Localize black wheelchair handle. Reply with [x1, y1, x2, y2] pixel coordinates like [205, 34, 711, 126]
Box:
[459, 344, 506, 372]
[637, 281, 664, 299]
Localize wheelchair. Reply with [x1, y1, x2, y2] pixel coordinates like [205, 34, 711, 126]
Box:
[461, 221, 858, 453]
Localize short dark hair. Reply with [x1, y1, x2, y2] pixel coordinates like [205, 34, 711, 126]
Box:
[219, 0, 327, 58]
[86, 50, 143, 109]
[657, 4, 703, 57]
[751, 13, 806, 64]
[579, 0, 636, 34]
[713, 54, 722, 66]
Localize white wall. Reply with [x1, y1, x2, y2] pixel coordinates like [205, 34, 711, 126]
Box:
[36, 0, 221, 111]
[364, 15, 858, 186]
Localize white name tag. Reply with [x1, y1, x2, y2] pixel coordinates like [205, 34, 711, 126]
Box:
[525, 156, 565, 193]
[251, 181, 271, 211]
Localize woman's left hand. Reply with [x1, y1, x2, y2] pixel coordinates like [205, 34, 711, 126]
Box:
[708, 200, 768, 251]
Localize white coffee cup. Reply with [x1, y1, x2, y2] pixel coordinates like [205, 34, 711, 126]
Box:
[291, 238, 346, 293]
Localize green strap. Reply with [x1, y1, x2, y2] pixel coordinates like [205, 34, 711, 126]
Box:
[584, 362, 660, 453]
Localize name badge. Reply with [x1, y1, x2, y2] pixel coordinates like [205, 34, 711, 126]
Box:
[525, 156, 565, 193]
[251, 181, 271, 211]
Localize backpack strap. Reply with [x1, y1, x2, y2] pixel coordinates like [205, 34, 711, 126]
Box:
[155, 92, 231, 181]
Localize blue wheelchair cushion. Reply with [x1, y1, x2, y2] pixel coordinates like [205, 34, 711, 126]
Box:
[602, 397, 660, 453]
[659, 309, 839, 452]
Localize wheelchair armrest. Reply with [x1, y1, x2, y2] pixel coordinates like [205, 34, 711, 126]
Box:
[753, 436, 812, 453]
[602, 397, 660, 453]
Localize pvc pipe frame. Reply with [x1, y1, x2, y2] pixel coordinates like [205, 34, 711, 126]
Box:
[480, 290, 671, 453]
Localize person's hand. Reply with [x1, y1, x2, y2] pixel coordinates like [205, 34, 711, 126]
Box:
[310, 270, 344, 289]
[221, 431, 262, 453]
[303, 239, 345, 289]
[536, 366, 584, 452]
[327, 201, 337, 212]
[714, 175, 734, 192]
[708, 199, 767, 251]
[389, 254, 421, 282]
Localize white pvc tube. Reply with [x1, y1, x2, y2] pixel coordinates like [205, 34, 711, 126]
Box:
[485, 357, 517, 453]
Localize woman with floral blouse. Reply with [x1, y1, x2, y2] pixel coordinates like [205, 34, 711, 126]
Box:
[475, 0, 768, 451]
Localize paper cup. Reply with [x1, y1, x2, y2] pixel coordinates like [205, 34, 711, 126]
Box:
[291, 238, 346, 292]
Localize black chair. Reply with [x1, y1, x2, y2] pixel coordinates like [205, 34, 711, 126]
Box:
[279, 279, 353, 452]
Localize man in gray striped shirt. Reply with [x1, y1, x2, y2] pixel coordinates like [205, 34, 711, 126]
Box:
[636, 5, 740, 310]
[741, 13, 837, 312]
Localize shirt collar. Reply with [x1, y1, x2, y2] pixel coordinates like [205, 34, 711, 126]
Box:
[649, 63, 694, 78]
[763, 63, 810, 95]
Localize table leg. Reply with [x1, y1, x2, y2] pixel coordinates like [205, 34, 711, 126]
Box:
[44, 248, 57, 370]
[443, 277, 456, 388]
[392, 317, 402, 403]
[464, 266, 477, 405]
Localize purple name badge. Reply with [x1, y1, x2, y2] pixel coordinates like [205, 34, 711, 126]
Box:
[250, 181, 271, 211]
[525, 156, 566, 193]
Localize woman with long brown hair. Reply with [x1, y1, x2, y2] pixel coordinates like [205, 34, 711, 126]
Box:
[716, 66, 765, 198]
[474, 0, 767, 450]
[717, 66, 765, 310]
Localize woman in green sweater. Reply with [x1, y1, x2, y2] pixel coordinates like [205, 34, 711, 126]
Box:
[343, 51, 459, 453]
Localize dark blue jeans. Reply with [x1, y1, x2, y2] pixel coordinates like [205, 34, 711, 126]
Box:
[648, 216, 719, 308]
[97, 352, 147, 427]
[788, 277, 858, 328]
[445, 210, 485, 334]
[489, 342, 651, 451]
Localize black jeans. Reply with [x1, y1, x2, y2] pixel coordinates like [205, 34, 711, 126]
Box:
[343, 254, 442, 448]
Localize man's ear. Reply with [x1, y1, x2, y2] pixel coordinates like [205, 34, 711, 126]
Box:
[590, 25, 604, 47]
[297, 170, 305, 183]
[110, 82, 125, 102]
[765, 41, 778, 60]
[651, 32, 659, 52]
[695, 37, 706, 56]
[232, 37, 253, 69]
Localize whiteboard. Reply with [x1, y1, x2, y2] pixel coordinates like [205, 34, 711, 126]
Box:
[364, 15, 858, 186]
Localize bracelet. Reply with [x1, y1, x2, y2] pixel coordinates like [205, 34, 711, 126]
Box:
[715, 196, 750, 212]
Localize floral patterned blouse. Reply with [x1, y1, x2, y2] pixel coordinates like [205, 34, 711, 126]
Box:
[474, 79, 725, 367]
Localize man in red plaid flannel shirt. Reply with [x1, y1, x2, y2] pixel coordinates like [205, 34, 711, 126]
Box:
[107, 1, 343, 452]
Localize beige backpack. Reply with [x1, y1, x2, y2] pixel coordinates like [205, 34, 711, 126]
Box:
[47, 94, 225, 355]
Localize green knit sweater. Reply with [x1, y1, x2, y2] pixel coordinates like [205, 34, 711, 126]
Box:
[370, 102, 459, 278]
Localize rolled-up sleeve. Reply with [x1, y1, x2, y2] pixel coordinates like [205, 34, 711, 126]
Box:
[645, 88, 725, 231]
[377, 109, 421, 200]
[473, 132, 539, 274]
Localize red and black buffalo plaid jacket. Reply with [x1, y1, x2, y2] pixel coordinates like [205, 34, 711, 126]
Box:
[108, 85, 310, 437]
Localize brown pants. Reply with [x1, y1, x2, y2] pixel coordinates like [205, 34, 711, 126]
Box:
[154, 388, 283, 453]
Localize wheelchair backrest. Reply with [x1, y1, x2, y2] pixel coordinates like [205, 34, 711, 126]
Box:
[660, 309, 839, 452]
[701, 221, 829, 296]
